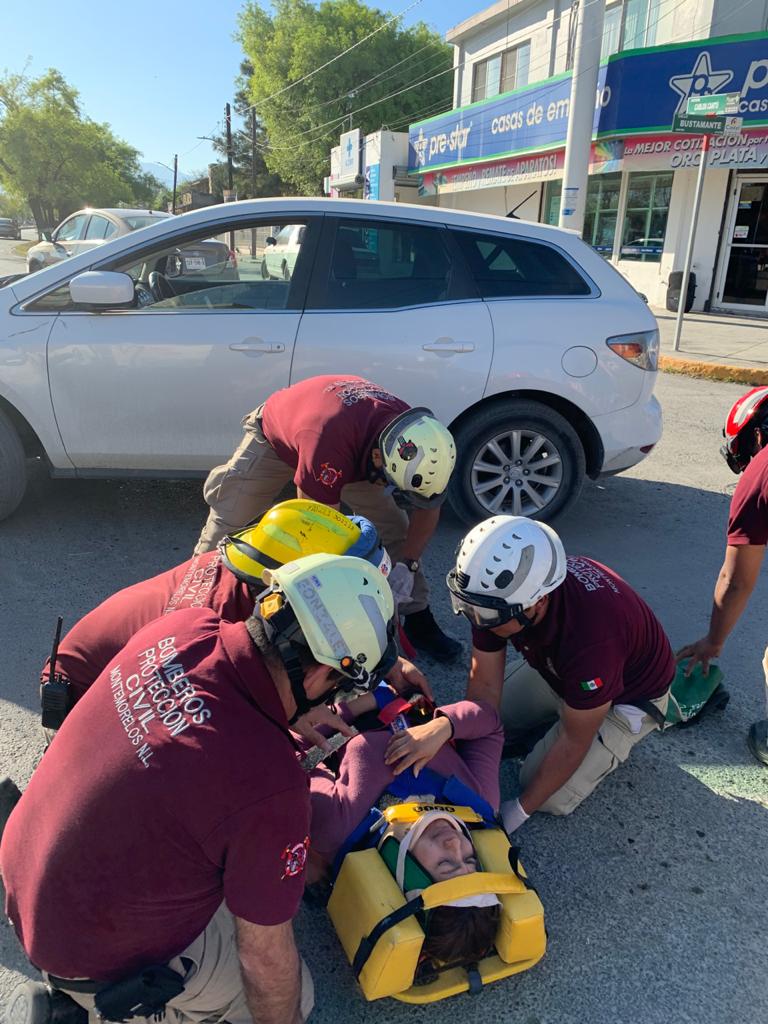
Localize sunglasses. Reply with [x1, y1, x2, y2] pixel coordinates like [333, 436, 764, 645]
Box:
[445, 570, 517, 629]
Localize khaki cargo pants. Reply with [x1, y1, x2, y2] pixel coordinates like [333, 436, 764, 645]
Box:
[502, 659, 670, 816]
[50, 904, 314, 1024]
[194, 407, 429, 614]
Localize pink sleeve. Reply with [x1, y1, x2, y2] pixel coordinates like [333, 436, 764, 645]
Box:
[435, 701, 504, 812]
[309, 731, 393, 860]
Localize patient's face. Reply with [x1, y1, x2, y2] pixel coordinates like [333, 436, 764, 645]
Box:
[410, 819, 478, 881]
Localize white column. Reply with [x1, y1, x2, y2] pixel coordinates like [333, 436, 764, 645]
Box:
[559, 0, 606, 234]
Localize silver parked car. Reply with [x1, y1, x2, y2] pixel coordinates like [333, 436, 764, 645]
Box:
[26, 208, 238, 282]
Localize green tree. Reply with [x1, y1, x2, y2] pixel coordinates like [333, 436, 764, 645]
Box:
[0, 69, 162, 233]
[237, 0, 452, 194]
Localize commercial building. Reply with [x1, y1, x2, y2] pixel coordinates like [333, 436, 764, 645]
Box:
[407, 0, 768, 314]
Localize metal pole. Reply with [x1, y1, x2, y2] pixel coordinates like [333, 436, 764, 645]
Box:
[672, 133, 709, 352]
[251, 108, 257, 259]
[559, 0, 606, 234]
[225, 102, 235, 252]
[171, 154, 178, 215]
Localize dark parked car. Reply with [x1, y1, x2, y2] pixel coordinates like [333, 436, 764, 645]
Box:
[0, 218, 21, 240]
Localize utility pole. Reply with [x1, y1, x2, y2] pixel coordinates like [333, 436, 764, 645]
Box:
[251, 108, 257, 259]
[225, 102, 235, 252]
[225, 102, 235, 195]
[559, 0, 606, 234]
[171, 154, 178, 215]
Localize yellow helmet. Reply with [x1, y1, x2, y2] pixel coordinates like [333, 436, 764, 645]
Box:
[220, 500, 389, 587]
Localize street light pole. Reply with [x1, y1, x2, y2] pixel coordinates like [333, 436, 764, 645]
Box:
[672, 133, 709, 352]
[172, 154, 178, 215]
[251, 108, 257, 258]
[225, 102, 235, 251]
[559, 0, 606, 234]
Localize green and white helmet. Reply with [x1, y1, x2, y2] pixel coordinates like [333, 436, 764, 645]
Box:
[260, 552, 397, 693]
[379, 407, 456, 508]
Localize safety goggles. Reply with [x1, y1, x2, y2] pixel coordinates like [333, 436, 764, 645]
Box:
[446, 569, 517, 629]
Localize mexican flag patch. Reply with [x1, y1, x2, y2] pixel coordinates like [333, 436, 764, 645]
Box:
[580, 678, 604, 692]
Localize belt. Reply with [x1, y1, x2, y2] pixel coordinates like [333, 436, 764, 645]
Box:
[46, 975, 103, 994]
[47, 959, 193, 996]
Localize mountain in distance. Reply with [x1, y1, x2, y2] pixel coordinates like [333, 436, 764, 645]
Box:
[141, 162, 175, 186]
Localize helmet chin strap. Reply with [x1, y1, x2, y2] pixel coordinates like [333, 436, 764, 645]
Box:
[246, 613, 324, 725]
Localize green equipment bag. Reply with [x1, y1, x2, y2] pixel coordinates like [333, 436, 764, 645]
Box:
[665, 660, 729, 727]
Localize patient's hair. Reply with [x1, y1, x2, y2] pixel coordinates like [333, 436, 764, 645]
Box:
[421, 904, 500, 966]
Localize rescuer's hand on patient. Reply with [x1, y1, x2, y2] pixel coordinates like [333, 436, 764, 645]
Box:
[385, 657, 434, 702]
[292, 704, 356, 751]
[675, 636, 721, 676]
[384, 716, 452, 777]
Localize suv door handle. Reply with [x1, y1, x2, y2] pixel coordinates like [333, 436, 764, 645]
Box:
[229, 339, 286, 354]
[422, 338, 475, 355]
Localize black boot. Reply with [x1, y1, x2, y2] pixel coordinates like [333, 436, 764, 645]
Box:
[5, 983, 87, 1024]
[403, 608, 462, 663]
[747, 719, 768, 766]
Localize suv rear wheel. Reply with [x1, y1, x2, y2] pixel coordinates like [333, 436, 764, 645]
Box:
[0, 409, 27, 521]
[449, 400, 586, 525]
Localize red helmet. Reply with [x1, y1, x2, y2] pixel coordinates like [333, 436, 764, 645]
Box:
[722, 386, 768, 473]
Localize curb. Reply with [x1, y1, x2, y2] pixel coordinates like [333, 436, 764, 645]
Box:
[659, 354, 768, 386]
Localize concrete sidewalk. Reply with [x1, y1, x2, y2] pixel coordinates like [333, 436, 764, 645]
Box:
[653, 306, 768, 382]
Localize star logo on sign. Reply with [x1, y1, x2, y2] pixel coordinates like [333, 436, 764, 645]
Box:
[669, 51, 734, 115]
[412, 128, 428, 167]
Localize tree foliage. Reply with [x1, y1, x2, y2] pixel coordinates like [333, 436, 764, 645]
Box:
[237, 0, 452, 194]
[0, 69, 162, 232]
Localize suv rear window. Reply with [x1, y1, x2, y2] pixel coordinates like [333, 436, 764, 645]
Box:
[452, 230, 591, 298]
[123, 215, 169, 231]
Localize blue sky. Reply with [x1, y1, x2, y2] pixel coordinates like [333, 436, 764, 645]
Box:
[1, 0, 481, 185]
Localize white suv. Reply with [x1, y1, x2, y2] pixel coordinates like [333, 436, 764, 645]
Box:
[0, 197, 661, 523]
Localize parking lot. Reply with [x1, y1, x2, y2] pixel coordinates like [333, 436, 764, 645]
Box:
[1, 371, 767, 1024]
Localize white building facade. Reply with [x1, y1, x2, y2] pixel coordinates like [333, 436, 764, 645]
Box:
[408, 0, 768, 313]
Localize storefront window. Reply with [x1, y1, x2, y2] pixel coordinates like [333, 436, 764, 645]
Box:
[543, 174, 622, 258]
[620, 171, 672, 262]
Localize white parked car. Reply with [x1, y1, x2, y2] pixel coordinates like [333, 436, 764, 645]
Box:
[0, 197, 661, 523]
[261, 223, 306, 281]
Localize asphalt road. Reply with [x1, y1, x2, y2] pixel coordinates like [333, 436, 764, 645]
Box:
[0, 229, 36, 279]
[1, 372, 766, 1024]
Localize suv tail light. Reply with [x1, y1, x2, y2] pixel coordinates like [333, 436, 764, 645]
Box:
[606, 329, 659, 371]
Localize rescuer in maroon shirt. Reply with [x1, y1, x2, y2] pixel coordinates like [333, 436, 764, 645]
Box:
[678, 385, 768, 766]
[447, 516, 674, 832]
[2, 553, 397, 1024]
[194, 375, 461, 662]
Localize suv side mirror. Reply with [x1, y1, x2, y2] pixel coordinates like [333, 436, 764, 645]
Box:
[69, 271, 135, 308]
[42, 230, 53, 242]
[265, 236, 277, 246]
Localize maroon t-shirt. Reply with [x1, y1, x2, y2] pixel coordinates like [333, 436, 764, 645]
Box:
[4, 609, 309, 981]
[472, 557, 674, 709]
[42, 551, 254, 703]
[727, 443, 768, 546]
[261, 375, 409, 504]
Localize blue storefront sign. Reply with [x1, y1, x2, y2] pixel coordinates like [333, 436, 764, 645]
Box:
[364, 163, 380, 200]
[409, 31, 768, 173]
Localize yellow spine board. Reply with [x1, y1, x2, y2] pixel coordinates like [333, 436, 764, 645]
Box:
[327, 828, 546, 1004]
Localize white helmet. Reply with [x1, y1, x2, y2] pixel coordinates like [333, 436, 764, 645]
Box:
[447, 515, 566, 628]
[259, 553, 397, 711]
[379, 408, 456, 508]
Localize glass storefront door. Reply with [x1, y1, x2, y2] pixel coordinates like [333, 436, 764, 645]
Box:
[717, 180, 768, 310]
